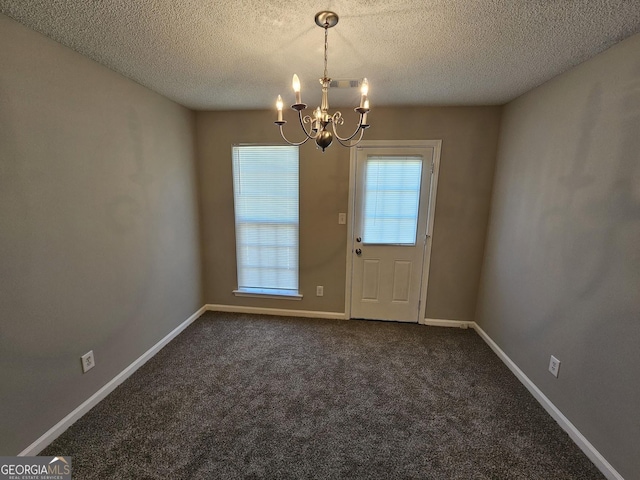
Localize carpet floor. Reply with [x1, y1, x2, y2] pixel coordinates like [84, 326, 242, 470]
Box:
[42, 312, 605, 479]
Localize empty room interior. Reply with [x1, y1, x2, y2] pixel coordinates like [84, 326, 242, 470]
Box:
[1, 1, 639, 479]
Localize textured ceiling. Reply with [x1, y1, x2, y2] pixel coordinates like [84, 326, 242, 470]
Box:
[1, 1, 640, 110]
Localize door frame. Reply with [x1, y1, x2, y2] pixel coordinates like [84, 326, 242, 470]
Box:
[344, 140, 442, 323]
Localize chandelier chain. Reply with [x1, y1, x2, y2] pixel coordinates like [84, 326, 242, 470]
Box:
[323, 24, 329, 80]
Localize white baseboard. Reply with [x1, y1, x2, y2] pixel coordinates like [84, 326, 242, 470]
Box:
[205, 304, 346, 320]
[472, 323, 624, 480]
[422, 318, 473, 329]
[19, 305, 207, 456]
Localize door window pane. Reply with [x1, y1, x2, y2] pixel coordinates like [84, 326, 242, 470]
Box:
[362, 156, 422, 245]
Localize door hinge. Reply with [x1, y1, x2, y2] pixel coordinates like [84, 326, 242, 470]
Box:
[431, 161, 434, 174]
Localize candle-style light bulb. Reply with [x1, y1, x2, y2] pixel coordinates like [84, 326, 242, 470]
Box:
[276, 95, 283, 122]
[361, 78, 369, 96]
[292, 74, 302, 104]
[359, 78, 369, 108]
[313, 107, 321, 130]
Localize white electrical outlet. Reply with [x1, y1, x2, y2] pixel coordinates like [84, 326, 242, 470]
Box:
[549, 355, 560, 378]
[316, 285, 324, 296]
[338, 213, 346, 225]
[81, 350, 95, 373]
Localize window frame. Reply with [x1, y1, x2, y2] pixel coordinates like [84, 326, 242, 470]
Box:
[231, 144, 302, 301]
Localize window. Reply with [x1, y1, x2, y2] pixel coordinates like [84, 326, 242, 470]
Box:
[231, 145, 301, 299]
[362, 156, 423, 245]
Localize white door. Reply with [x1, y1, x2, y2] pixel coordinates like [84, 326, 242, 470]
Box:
[349, 142, 439, 322]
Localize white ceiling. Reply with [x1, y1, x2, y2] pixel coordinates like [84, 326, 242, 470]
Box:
[2, 1, 639, 110]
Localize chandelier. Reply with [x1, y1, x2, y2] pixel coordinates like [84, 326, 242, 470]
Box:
[275, 11, 370, 152]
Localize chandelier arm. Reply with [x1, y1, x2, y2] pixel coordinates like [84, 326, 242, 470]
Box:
[277, 124, 311, 146]
[334, 127, 365, 147]
[331, 119, 365, 143]
[297, 110, 318, 139]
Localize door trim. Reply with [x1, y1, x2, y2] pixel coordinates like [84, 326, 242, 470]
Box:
[344, 140, 442, 323]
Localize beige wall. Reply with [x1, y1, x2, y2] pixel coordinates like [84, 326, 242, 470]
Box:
[196, 106, 501, 320]
[0, 15, 202, 455]
[475, 33, 640, 479]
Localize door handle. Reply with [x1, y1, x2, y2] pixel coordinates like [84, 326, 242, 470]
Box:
[355, 248, 362, 256]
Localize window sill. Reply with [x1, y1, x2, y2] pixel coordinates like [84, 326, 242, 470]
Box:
[233, 288, 303, 301]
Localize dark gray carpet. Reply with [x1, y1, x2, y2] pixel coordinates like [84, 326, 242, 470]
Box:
[42, 312, 604, 479]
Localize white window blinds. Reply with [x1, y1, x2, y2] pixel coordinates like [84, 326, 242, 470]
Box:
[232, 145, 299, 294]
[362, 156, 423, 245]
